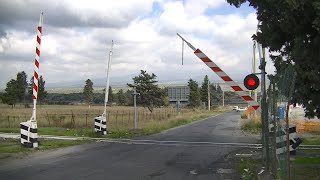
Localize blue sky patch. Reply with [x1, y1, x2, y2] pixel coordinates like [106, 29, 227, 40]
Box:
[204, 2, 255, 16]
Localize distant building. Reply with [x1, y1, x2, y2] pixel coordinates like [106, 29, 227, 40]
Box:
[167, 86, 190, 105]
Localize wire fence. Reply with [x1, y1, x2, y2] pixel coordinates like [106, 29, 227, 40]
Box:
[0, 108, 188, 131]
[266, 65, 295, 179]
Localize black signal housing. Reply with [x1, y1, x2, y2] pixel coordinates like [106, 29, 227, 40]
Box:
[244, 74, 260, 90]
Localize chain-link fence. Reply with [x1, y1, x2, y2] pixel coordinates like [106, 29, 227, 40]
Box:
[266, 64, 296, 179]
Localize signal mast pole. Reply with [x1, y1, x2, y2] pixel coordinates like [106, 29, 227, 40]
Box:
[253, 41, 257, 103]
[208, 80, 210, 111]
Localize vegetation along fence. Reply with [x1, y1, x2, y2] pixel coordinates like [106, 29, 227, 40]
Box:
[0, 105, 190, 131]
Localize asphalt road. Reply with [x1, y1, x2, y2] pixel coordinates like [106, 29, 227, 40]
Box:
[0, 111, 259, 180]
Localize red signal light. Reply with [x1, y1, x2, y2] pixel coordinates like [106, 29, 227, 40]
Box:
[247, 78, 256, 86]
[244, 74, 260, 90]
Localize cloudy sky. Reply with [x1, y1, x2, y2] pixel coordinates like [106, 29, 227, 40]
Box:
[0, 0, 275, 89]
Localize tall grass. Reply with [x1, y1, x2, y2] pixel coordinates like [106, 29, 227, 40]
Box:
[241, 113, 262, 134]
[0, 104, 229, 134]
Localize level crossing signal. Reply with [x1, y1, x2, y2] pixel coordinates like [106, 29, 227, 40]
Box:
[244, 74, 260, 90]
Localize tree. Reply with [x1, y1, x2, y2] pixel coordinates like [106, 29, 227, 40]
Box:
[102, 86, 115, 104]
[117, 89, 126, 105]
[127, 70, 165, 112]
[210, 83, 222, 105]
[227, 0, 320, 118]
[125, 89, 134, 106]
[188, 79, 201, 107]
[28, 76, 47, 104]
[108, 86, 114, 103]
[15, 71, 28, 103]
[162, 87, 170, 107]
[103, 86, 115, 104]
[28, 77, 34, 102]
[200, 75, 209, 105]
[83, 79, 94, 106]
[0, 92, 3, 103]
[38, 76, 47, 105]
[162, 96, 170, 107]
[93, 93, 104, 104]
[2, 79, 18, 107]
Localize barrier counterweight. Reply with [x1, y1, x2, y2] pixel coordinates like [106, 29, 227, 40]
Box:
[270, 124, 301, 155]
[94, 116, 107, 135]
[20, 122, 38, 148]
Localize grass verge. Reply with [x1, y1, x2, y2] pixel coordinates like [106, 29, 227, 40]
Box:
[301, 136, 320, 145]
[241, 120, 261, 134]
[240, 112, 261, 134]
[292, 152, 320, 180]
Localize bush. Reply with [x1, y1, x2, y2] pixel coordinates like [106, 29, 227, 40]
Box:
[241, 120, 262, 134]
[241, 112, 248, 119]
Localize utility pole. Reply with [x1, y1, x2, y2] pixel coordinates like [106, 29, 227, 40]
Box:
[262, 47, 270, 169]
[176, 98, 181, 113]
[133, 86, 139, 129]
[208, 80, 210, 111]
[253, 41, 257, 103]
[258, 42, 269, 169]
[271, 77, 277, 178]
[222, 91, 225, 107]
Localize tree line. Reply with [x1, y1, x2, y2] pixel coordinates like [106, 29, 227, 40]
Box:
[0, 71, 47, 107]
[83, 70, 241, 111]
[83, 70, 168, 112]
[187, 75, 243, 108]
[1, 70, 241, 110]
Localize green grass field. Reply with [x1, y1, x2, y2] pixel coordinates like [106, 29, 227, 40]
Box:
[291, 149, 320, 180]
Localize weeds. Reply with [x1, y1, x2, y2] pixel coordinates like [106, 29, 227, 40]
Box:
[235, 158, 261, 180]
[241, 120, 262, 134]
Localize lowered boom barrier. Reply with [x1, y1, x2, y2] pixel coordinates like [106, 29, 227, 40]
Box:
[177, 34, 260, 111]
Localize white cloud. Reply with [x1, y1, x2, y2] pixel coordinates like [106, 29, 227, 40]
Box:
[184, 0, 226, 16]
[0, 0, 276, 89]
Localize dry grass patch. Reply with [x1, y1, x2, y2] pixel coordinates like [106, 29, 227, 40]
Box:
[0, 104, 230, 138]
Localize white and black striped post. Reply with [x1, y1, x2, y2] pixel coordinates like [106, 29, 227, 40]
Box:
[20, 122, 38, 148]
[94, 116, 107, 135]
[270, 124, 302, 155]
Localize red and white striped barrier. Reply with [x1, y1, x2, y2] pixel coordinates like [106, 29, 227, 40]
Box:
[32, 12, 43, 101]
[21, 12, 43, 148]
[177, 34, 260, 111]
